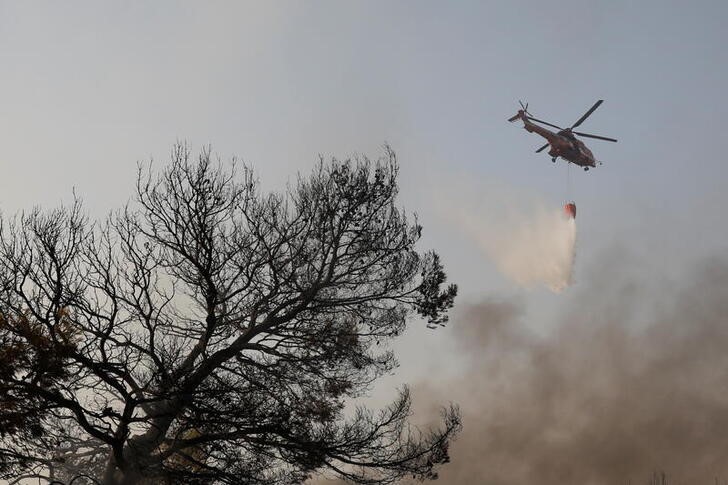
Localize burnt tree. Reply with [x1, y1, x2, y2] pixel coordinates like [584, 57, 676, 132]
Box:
[0, 144, 459, 484]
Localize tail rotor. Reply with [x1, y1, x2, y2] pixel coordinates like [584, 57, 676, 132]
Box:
[509, 100, 530, 122]
[519, 100, 529, 115]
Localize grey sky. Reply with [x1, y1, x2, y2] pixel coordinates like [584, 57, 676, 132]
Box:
[2, 0, 726, 260]
[1, 0, 727, 468]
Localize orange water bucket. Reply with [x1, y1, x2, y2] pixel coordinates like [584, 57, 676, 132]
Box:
[564, 202, 576, 219]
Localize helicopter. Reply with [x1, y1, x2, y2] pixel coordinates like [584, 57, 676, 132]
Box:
[508, 100, 617, 171]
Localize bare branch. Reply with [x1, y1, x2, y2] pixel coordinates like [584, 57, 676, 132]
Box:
[0, 144, 459, 484]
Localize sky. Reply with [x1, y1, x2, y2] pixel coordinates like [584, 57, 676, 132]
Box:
[2, 1, 728, 482]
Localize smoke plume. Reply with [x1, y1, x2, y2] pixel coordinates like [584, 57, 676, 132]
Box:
[456, 203, 577, 292]
[412, 254, 728, 484]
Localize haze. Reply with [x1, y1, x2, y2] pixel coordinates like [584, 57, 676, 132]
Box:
[2, 1, 727, 483]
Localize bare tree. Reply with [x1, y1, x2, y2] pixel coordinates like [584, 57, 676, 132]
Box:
[0, 144, 459, 484]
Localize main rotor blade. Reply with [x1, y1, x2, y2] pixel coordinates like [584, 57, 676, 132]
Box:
[535, 143, 550, 153]
[571, 100, 603, 129]
[525, 116, 562, 130]
[573, 131, 618, 142]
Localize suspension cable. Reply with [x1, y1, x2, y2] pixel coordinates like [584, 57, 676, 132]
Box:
[566, 162, 571, 201]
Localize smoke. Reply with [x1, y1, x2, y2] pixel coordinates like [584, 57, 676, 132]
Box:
[410, 254, 728, 484]
[457, 204, 577, 292]
[431, 176, 577, 292]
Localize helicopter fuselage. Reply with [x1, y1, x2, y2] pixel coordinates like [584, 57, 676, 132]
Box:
[516, 111, 596, 168]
